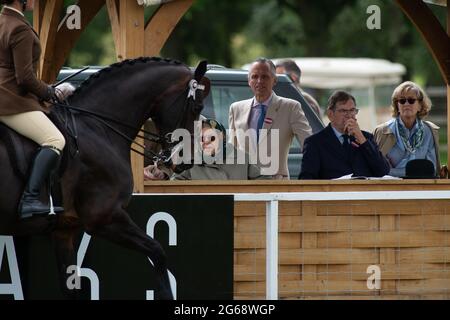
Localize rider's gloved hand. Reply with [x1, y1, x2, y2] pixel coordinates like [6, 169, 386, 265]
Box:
[45, 85, 57, 102]
[54, 83, 76, 101]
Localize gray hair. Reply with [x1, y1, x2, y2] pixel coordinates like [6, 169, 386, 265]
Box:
[248, 58, 276, 79]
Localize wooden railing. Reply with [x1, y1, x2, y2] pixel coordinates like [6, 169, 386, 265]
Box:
[144, 180, 450, 299]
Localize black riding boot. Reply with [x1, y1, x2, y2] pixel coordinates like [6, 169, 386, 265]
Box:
[19, 147, 64, 219]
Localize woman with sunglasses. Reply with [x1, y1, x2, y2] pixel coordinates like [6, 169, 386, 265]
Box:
[373, 81, 440, 177]
[144, 118, 266, 180]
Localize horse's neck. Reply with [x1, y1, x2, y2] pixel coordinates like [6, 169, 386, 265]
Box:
[69, 64, 190, 132]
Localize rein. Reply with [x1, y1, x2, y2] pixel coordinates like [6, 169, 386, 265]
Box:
[52, 78, 204, 165]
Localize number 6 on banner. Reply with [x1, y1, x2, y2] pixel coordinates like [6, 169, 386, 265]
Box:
[146, 212, 177, 300]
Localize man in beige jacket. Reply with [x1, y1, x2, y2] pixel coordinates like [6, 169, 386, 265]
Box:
[228, 58, 312, 179]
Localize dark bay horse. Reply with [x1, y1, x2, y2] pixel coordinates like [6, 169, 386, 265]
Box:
[0, 57, 209, 299]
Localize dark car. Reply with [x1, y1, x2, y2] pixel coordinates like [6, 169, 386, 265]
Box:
[57, 66, 325, 177]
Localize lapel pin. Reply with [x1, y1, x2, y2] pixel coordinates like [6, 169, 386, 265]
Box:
[264, 118, 273, 124]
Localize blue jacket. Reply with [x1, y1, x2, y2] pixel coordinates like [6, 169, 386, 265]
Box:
[299, 124, 390, 179]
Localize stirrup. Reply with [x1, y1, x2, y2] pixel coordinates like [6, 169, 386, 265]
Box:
[19, 195, 64, 220]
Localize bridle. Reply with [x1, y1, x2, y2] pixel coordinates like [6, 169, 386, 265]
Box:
[52, 77, 206, 166]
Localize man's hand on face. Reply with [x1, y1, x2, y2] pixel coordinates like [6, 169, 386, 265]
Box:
[344, 118, 367, 145]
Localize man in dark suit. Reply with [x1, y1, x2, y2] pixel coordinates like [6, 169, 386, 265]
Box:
[299, 91, 389, 179]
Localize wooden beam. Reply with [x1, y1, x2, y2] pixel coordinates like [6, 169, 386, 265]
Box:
[45, 0, 104, 83]
[144, 0, 193, 56]
[106, 0, 122, 60]
[120, 0, 145, 193]
[395, 0, 450, 85]
[447, 83, 449, 165]
[33, 0, 46, 35]
[33, 0, 46, 78]
[38, 0, 64, 83]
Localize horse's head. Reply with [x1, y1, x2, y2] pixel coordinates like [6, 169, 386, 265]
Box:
[152, 60, 210, 149]
[63, 57, 210, 166]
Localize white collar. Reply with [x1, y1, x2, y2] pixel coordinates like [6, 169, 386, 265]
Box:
[4, 6, 25, 17]
[252, 93, 273, 108]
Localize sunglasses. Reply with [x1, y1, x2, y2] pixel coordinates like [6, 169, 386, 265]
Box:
[201, 135, 217, 144]
[397, 98, 420, 105]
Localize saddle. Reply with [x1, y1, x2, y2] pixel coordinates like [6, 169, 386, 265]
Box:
[0, 122, 33, 181]
[0, 113, 72, 178]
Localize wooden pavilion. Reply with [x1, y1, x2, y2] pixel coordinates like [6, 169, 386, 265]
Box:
[33, 0, 450, 299]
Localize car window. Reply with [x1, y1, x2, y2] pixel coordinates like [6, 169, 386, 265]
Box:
[202, 84, 252, 126]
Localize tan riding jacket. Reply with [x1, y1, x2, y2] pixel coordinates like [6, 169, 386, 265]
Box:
[0, 7, 51, 116]
[228, 93, 312, 178]
[373, 119, 441, 171]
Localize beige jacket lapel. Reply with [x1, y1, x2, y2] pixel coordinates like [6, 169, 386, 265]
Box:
[377, 125, 396, 156]
[241, 100, 253, 131]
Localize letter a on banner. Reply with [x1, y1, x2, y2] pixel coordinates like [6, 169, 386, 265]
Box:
[0, 236, 24, 300]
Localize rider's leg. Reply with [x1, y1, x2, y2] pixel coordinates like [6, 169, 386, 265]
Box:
[0, 111, 66, 219]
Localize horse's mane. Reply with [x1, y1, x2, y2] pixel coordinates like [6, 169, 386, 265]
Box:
[71, 57, 186, 98]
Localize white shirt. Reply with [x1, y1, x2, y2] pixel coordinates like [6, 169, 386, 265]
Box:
[4, 6, 25, 17]
[331, 126, 347, 145]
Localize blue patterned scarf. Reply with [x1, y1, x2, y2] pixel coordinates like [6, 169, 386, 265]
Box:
[396, 118, 424, 154]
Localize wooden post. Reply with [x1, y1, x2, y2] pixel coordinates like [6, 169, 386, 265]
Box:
[395, 0, 449, 84]
[106, 0, 122, 60]
[144, 0, 193, 56]
[33, 0, 46, 78]
[396, 0, 450, 166]
[35, 0, 103, 83]
[33, 0, 45, 36]
[120, 0, 145, 193]
[447, 2, 449, 165]
[38, 0, 64, 83]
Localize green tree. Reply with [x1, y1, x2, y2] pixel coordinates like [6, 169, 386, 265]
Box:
[162, 0, 259, 67]
[328, 0, 446, 86]
[234, 0, 306, 63]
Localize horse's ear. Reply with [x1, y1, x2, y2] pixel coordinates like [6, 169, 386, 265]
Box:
[199, 76, 211, 99]
[194, 60, 208, 81]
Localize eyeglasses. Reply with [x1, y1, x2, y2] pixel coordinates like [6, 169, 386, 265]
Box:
[201, 135, 216, 144]
[335, 108, 359, 115]
[397, 98, 420, 105]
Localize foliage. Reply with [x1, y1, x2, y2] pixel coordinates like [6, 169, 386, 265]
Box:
[161, 0, 258, 67]
[14, 0, 447, 86]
